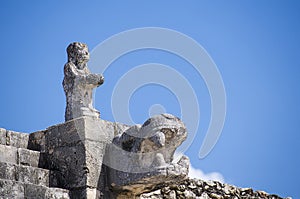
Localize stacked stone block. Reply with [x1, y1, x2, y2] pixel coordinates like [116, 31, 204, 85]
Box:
[0, 128, 69, 199]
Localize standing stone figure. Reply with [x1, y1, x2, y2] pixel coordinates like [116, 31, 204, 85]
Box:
[63, 42, 104, 121]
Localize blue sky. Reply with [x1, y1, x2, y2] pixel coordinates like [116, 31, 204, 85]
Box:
[0, 1, 299, 198]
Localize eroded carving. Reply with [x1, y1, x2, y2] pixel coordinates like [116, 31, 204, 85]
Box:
[63, 42, 104, 121]
[107, 114, 190, 193]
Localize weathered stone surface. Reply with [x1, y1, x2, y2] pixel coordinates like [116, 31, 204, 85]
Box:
[45, 119, 84, 149]
[45, 117, 114, 149]
[107, 114, 189, 195]
[24, 183, 47, 199]
[85, 140, 106, 187]
[28, 130, 46, 152]
[16, 164, 49, 186]
[46, 144, 86, 188]
[44, 117, 113, 193]
[112, 114, 187, 171]
[63, 42, 104, 121]
[0, 161, 49, 187]
[0, 178, 70, 199]
[0, 145, 17, 164]
[18, 148, 40, 167]
[0, 179, 24, 198]
[69, 188, 102, 199]
[45, 187, 70, 199]
[0, 162, 16, 181]
[0, 128, 6, 145]
[138, 178, 290, 199]
[24, 182, 70, 199]
[113, 122, 130, 137]
[6, 130, 29, 148]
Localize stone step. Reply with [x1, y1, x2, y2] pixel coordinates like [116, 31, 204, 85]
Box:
[0, 162, 51, 187]
[0, 144, 41, 167]
[0, 179, 70, 199]
[0, 128, 29, 149]
[0, 127, 46, 152]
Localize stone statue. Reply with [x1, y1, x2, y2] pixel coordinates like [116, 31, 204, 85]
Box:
[113, 113, 188, 169]
[107, 114, 190, 193]
[63, 42, 104, 121]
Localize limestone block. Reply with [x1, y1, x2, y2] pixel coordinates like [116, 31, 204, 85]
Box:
[69, 188, 102, 199]
[84, 140, 106, 187]
[24, 183, 47, 199]
[47, 144, 87, 188]
[85, 118, 115, 142]
[18, 148, 40, 167]
[45, 187, 70, 199]
[44, 117, 114, 191]
[0, 179, 24, 199]
[0, 145, 17, 164]
[23, 182, 70, 199]
[6, 130, 29, 148]
[46, 123, 79, 149]
[33, 167, 50, 186]
[0, 162, 16, 181]
[28, 130, 46, 152]
[16, 165, 49, 186]
[0, 128, 6, 145]
[45, 117, 114, 150]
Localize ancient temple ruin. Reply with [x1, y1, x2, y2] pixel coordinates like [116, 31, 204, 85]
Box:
[0, 42, 289, 199]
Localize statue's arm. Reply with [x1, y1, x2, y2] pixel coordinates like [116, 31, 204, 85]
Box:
[64, 63, 104, 86]
[86, 73, 104, 86]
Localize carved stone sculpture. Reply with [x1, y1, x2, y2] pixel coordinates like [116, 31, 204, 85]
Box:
[63, 42, 104, 121]
[106, 114, 190, 194]
[113, 113, 188, 169]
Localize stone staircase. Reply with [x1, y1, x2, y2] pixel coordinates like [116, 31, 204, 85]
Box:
[0, 128, 70, 199]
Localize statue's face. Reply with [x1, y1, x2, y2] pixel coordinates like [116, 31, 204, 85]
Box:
[67, 42, 90, 69]
[76, 44, 90, 63]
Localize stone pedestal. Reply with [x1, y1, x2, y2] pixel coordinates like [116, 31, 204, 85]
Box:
[44, 117, 115, 198]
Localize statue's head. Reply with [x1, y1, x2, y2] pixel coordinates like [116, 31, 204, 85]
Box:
[67, 42, 90, 69]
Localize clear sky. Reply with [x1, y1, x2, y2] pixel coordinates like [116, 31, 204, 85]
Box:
[0, 1, 299, 198]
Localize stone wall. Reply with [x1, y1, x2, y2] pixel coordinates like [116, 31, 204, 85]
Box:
[0, 121, 290, 199]
[0, 128, 69, 199]
[138, 178, 290, 199]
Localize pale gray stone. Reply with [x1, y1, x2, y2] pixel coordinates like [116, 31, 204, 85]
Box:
[0, 162, 16, 181]
[113, 122, 130, 136]
[0, 145, 17, 164]
[199, 192, 210, 199]
[45, 187, 70, 199]
[63, 42, 104, 121]
[0, 179, 24, 198]
[44, 117, 113, 192]
[6, 130, 29, 148]
[18, 148, 40, 167]
[85, 140, 106, 187]
[16, 164, 49, 186]
[107, 114, 189, 195]
[111, 114, 188, 172]
[0, 128, 6, 145]
[45, 117, 113, 149]
[184, 189, 196, 198]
